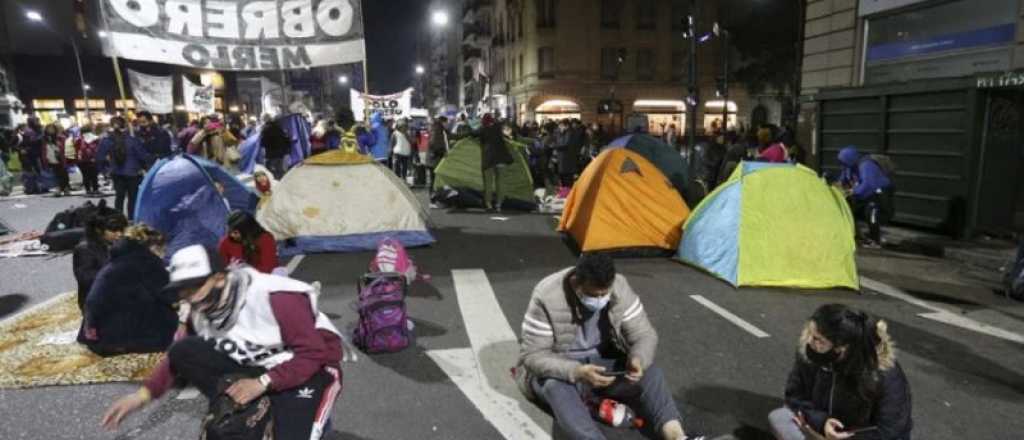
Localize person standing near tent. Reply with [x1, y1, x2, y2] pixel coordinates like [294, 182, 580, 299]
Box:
[768, 304, 912, 440]
[101, 244, 344, 439]
[219, 210, 279, 274]
[97, 116, 151, 220]
[515, 253, 705, 440]
[391, 119, 414, 182]
[426, 117, 450, 200]
[75, 124, 102, 195]
[837, 146, 893, 247]
[756, 125, 789, 163]
[554, 120, 581, 198]
[261, 118, 291, 179]
[136, 111, 173, 160]
[79, 224, 176, 356]
[73, 213, 128, 312]
[42, 123, 71, 197]
[18, 119, 46, 194]
[479, 113, 514, 211]
[369, 112, 391, 164]
[177, 120, 199, 153]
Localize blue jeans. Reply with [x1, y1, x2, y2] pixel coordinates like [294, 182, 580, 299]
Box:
[531, 363, 682, 440]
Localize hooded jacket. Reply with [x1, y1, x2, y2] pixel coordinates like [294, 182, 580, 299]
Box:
[839, 146, 892, 201]
[96, 131, 151, 177]
[79, 239, 176, 355]
[785, 321, 912, 440]
[370, 113, 391, 162]
[515, 268, 658, 402]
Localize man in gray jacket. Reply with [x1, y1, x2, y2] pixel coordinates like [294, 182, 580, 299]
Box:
[516, 253, 701, 440]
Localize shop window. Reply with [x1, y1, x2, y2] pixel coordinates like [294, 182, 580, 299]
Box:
[538, 47, 555, 78]
[636, 0, 656, 30]
[536, 0, 557, 28]
[601, 0, 622, 29]
[636, 49, 655, 81]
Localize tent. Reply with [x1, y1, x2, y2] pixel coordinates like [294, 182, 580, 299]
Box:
[135, 155, 258, 259]
[558, 148, 691, 256]
[676, 162, 858, 289]
[432, 137, 536, 210]
[257, 149, 434, 256]
[238, 113, 312, 174]
[605, 134, 691, 198]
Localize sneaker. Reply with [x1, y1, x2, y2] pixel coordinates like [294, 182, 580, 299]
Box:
[429, 203, 440, 209]
[861, 240, 882, 250]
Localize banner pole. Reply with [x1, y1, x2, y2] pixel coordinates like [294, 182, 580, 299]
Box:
[111, 56, 133, 135]
[360, 0, 369, 94]
[279, 69, 288, 114]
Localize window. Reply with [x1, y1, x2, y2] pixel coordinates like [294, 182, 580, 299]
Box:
[601, 0, 622, 29]
[671, 0, 689, 31]
[536, 0, 557, 28]
[671, 50, 686, 81]
[636, 0, 656, 30]
[601, 47, 624, 80]
[538, 47, 555, 78]
[636, 49, 654, 81]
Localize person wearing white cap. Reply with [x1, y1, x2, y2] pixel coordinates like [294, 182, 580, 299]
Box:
[101, 244, 344, 439]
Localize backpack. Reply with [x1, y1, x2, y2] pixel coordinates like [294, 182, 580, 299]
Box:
[866, 154, 896, 177]
[112, 134, 128, 166]
[199, 374, 273, 440]
[352, 272, 411, 353]
[369, 237, 417, 284]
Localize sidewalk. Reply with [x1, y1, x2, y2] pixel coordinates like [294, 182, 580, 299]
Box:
[881, 225, 1018, 274]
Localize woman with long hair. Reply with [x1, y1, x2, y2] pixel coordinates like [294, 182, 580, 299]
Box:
[769, 304, 912, 440]
[218, 210, 279, 273]
[42, 123, 71, 196]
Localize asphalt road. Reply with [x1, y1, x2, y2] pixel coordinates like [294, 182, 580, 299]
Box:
[1, 188, 1022, 440]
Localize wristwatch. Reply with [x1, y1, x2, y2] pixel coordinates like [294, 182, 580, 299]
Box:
[257, 374, 272, 388]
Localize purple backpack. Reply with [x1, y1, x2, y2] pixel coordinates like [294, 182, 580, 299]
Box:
[353, 273, 411, 353]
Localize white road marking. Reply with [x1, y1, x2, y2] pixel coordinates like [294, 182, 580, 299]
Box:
[690, 295, 771, 338]
[861, 276, 1024, 345]
[0, 291, 74, 327]
[285, 254, 305, 274]
[425, 269, 550, 439]
[175, 387, 201, 400]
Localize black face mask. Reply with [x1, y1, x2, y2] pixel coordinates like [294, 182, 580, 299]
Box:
[805, 344, 840, 366]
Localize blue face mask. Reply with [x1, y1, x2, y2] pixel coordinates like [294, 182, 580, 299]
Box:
[579, 293, 611, 312]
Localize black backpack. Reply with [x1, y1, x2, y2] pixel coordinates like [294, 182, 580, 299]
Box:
[200, 375, 273, 440]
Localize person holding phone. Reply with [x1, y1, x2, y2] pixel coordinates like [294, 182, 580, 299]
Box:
[769, 304, 912, 440]
[515, 253, 704, 440]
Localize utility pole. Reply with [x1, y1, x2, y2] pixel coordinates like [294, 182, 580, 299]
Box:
[721, 29, 729, 133]
[791, 0, 806, 129]
[687, 0, 700, 150]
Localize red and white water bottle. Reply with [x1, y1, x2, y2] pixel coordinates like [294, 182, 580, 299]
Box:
[592, 399, 645, 429]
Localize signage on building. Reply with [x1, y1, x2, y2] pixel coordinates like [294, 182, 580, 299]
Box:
[976, 71, 1024, 89]
[100, 0, 366, 71]
[858, 0, 930, 16]
[350, 89, 413, 122]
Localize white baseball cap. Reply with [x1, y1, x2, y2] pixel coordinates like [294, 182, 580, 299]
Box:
[164, 244, 225, 294]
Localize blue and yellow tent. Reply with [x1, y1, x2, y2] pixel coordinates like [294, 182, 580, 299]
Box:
[677, 162, 858, 289]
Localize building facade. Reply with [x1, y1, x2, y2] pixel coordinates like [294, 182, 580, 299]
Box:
[479, 0, 753, 137]
[798, 0, 1024, 235]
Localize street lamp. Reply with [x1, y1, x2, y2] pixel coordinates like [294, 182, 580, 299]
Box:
[338, 75, 349, 85]
[97, 30, 109, 38]
[431, 10, 449, 27]
[415, 65, 425, 75]
[26, 10, 92, 124]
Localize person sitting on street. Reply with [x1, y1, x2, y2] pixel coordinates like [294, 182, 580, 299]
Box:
[768, 304, 912, 440]
[837, 146, 894, 247]
[219, 210, 279, 274]
[72, 213, 128, 312]
[516, 253, 703, 440]
[101, 244, 344, 439]
[79, 224, 176, 356]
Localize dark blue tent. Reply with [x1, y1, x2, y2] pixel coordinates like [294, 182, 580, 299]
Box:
[238, 114, 312, 174]
[135, 155, 258, 259]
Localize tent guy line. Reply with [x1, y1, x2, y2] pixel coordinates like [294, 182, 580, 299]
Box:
[689, 295, 771, 339]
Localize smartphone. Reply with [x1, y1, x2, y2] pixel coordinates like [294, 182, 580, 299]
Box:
[602, 370, 630, 377]
[844, 426, 878, 435]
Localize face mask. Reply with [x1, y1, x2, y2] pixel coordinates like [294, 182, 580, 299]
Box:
[579, 293, 611, 312]
[805, 344, 840, 366]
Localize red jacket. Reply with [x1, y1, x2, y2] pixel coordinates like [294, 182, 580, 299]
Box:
[218, 233, 279, 274]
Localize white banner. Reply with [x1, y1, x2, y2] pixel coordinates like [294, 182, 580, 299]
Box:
[351, 88, 414, 122]
[126, 70, 173, 114]
[101, 0, 366, 71]
[183, 76, 215, 114]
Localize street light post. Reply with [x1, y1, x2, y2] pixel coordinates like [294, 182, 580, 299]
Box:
[686, 0, 700, 151]
[430, 10, 449, 113]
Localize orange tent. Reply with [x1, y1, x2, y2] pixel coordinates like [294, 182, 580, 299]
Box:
[558, 149, 691, 256]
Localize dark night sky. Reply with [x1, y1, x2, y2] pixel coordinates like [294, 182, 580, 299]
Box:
[363, 0, 429, 93]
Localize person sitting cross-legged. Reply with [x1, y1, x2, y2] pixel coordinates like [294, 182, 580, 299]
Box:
[515, 253, 704, 440]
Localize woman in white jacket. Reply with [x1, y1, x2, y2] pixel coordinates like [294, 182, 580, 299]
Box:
[391, 119, 413, 181]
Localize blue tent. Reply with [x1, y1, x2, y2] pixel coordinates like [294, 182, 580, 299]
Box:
[135, 155, 259, 259]
[238, 114, 312, 174]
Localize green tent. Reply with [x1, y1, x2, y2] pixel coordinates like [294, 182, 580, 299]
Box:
[433, 137, 535, 207]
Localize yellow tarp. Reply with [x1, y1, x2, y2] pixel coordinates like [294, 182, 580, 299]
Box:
[559, 149, 690, 252]
[304, 149, 374, 165]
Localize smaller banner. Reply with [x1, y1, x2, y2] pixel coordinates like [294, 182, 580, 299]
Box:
[351, 88, 413, 122]
[127, 70, 173, 114]
[183, 76, 215, 115]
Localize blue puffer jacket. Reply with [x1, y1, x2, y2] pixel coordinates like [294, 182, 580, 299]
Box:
[96, 132, 152, 177]
[839, 146, 891, 200]
[81, 239, 177, 354]
[369, 112, 390, 161]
